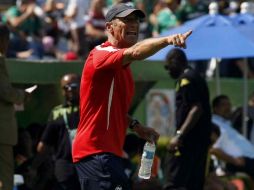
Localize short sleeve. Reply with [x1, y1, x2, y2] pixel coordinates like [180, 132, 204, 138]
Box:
[4, 7, 19, 22]
[178, 77, 199, 104]
[92, 47, 126, 70]
[65, 0, 77, 16]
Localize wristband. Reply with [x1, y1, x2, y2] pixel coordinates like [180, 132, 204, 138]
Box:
[129, 119, 140, 130]
[176, 130, 183, 139]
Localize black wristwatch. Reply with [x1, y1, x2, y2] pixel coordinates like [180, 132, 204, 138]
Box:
[129, 119, 140, 130]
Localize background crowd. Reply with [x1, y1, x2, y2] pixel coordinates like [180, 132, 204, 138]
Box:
[0, 0, 254, 79]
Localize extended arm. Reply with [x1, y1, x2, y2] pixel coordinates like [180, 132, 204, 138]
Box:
[123, 30, 192, 65]
[210, 147, 245, 167]
[8, 4, 35, 28]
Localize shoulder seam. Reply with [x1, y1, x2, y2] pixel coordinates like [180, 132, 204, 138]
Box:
[95, 45, 120, 52]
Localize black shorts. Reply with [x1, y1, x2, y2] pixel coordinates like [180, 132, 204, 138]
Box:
[75, 153, 131, 190]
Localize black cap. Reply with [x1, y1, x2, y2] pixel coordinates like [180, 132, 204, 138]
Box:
[105, 3, 145, 22]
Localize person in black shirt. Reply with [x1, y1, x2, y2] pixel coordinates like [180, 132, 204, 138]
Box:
[163, 48, 211, 190]
[37, 73, 81, 190]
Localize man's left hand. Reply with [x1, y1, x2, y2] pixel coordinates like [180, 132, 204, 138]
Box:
[133, 124, 160, 143]
[167, 135, 182, 152]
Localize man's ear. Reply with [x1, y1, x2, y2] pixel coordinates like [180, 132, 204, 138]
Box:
[106, 22, 113, 33]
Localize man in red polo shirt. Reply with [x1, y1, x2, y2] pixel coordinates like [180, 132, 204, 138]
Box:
[73, 3, 192, 190]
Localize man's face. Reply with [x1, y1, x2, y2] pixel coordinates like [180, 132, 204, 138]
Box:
[111, 13, 140, 47]
[164, 62, 183, 79]
[215, 98, 232, 119]
[63, 83, 79, 105]
[61, 79, 80, 105]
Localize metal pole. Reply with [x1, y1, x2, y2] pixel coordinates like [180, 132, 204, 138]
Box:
[242, 58, 248, 137]
[215, 58, 221, 95]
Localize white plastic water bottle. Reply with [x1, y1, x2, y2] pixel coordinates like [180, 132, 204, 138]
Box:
[138, 141, 156, 179]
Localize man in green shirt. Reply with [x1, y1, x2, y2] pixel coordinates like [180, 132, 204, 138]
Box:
[2, 0, 41, 37]
[2, 0, 43, 59]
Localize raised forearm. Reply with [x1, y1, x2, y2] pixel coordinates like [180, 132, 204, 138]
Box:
[125, 36, 169, 60]
[123, 30, 192, 65]
[9, 12, 31, 28]
[44, 0, 54, 12]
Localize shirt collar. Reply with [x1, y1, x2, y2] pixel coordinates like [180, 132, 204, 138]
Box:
[101, 41, 114, 47]
[213, 114, 231, 125]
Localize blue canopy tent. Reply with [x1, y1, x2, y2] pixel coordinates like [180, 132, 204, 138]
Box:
[147, 14, 254, 137]
[229, 13, 254, 42]
[148, 14, 254, 61]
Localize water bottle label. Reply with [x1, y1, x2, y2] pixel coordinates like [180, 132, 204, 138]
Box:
[144, 150, 154, 159]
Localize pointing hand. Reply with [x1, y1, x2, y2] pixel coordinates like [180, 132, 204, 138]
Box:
[168, 30, 192, 49]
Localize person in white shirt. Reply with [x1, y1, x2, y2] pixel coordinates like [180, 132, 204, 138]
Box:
[231, 91, 254, 145]
[210, 95, 254, 180]
[64, 0, 89, 57]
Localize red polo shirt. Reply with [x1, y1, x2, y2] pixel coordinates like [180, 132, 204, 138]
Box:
[72, 41, 134, 162]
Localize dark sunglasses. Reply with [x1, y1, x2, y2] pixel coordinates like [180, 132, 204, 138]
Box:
[63, 83, 79, 91]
